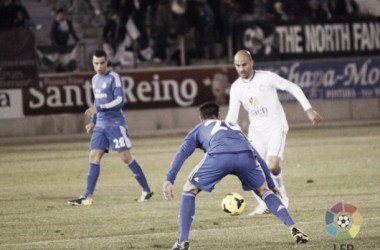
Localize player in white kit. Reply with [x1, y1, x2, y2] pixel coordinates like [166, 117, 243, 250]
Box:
[226, 50, 323, 215]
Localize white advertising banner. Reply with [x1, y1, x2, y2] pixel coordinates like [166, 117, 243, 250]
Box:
[0, 89, 24, 119]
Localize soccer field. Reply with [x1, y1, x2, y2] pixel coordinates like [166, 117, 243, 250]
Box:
[0, 125, 379, 250]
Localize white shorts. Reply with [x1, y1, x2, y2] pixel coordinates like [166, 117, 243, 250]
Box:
[248, 128, 287, 160]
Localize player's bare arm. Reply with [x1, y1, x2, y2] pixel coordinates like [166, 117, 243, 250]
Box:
[305, 108, 323, 125]
[85, 106, 98, 117]
[85, 123, 95, 133]
[163, 180, 174, 200]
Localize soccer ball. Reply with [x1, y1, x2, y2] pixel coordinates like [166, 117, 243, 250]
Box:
[221, 193, 246, 216]
[337, 215, 350, 228]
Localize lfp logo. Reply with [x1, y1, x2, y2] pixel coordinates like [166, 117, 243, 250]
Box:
[325, 202, 363, 240]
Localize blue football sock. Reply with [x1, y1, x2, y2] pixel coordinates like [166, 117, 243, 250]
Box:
[84, 163, 100, 198]
[127, 159, 150, 192]
[179, 191, 196, 243]
[262, 190, 295, 227]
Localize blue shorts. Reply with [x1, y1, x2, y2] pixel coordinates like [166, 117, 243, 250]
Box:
[188, 152, 266, 192]
[89, 125, 132, 153]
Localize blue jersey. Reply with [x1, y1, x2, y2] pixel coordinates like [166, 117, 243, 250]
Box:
[191, 120, 253, 154]
[91, 70, 127, 127]
[166, 120, 271, 184]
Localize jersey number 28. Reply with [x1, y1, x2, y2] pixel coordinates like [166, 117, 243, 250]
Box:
[205, 120, 241, 135]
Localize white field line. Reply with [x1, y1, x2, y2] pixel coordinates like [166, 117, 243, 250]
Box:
[2, 217, 380, 247]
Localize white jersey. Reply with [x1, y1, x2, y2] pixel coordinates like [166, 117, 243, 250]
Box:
[226, 70, 311, 135]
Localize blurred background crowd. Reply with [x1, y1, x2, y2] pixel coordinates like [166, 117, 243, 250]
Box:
[0, 0, 379, 72]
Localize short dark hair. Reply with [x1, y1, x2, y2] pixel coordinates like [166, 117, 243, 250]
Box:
[199, 102, 219, 119]
[56, 8, 65, 14]
[92, 49, 108, 60]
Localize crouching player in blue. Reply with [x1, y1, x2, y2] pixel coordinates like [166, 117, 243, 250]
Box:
[68, 49, 153, 205]
[163, 102, 308, 250]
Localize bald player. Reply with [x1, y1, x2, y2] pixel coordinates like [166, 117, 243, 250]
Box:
[225, 50, 323, 216]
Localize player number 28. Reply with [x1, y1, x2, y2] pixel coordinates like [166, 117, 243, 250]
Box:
[113, 138, 126, 148]
[205, 120, 241, 135]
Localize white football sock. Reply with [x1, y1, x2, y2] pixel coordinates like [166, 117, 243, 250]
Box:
[271, 169, 284, 188]
[271, 170, 289, 208]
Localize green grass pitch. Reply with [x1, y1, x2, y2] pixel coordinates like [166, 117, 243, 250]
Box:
[0, 125, 379, 250]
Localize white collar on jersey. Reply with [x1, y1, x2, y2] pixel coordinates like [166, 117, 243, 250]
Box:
[241, 70, 255, 83]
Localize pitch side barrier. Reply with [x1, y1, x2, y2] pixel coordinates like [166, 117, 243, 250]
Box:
[0, 57, 379, 137]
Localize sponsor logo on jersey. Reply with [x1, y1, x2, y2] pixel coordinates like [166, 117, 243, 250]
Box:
[250, 107, 269, 117]
[253, 97, 259, 106]
[249, 97, 259, 106]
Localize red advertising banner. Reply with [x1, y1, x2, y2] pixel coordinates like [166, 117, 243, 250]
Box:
[15, 56, 380, 117]
[0, 27, 39, 89]
[22, 66, 238, 116]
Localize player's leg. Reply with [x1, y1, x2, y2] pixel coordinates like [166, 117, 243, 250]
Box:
[255, 184, 293, 226]
[254, 184, 308, 243]
[266, 129, 289, 208]
[119, 149, 153, 201]
[68, 127, 108, 205]
[111, 125, 153, 201]
[84, 149, 104, 195]
[247, 134, 270, 215]
[171, 181, 200, 250]
[249, 192, 270, 215]
[173, 154, 231, 250]
[266, 155, 288, 206]
[237, 153, 308, 243]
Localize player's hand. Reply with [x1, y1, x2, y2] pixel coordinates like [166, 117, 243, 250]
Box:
[163, 181, 174, 200]
[271, 187, 283, 199]
[85, 123, 95, 133]
[306, 108, 323, 125]
[85, 107, 98, 117]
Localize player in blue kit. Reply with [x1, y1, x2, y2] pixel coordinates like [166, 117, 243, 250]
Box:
[163, 102, 308, 250]
[68, 49, 153, 205]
